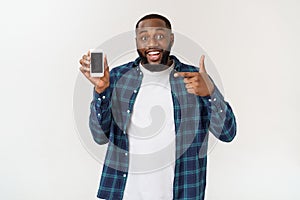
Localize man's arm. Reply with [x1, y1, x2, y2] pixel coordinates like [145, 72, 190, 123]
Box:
[79, 50, 112, 145]
[89, 88, 112, 145]
[174, 55, 237, 142]
[201, 86, 237, 142]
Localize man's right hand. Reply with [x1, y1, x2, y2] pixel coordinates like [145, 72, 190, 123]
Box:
[79, 50, 110, 94]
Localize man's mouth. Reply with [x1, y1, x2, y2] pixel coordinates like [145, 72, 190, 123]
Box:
[146, 50, 162, 63]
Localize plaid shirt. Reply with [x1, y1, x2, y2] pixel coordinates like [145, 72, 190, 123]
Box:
[89, 55, 236, 200]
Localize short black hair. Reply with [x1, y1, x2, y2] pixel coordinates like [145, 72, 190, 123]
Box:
[135, 14, 172, 30]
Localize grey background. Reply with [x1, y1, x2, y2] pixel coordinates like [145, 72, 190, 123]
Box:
[0, 0, 299, 199]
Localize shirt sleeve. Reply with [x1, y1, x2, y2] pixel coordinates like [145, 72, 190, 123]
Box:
[89, 87, 112, 145]
[201, 85, 237, 142]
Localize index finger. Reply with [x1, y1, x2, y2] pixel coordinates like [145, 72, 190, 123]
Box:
[174, 72, 199, 78]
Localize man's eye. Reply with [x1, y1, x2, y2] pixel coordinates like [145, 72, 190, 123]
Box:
[141, 36, 148, 41]
[155, 34, 164, 40]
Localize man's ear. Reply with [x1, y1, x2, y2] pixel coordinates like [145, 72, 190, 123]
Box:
[170, 33, 174, 47]
[135, 37, 139, 49]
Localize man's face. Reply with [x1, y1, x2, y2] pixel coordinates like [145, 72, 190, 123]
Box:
[136, 18, 174, 66]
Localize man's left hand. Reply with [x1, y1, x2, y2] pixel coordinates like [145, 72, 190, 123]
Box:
[174, 55, 214, 96]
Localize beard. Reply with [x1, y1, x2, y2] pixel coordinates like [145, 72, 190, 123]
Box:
[137, 44, 172, 72]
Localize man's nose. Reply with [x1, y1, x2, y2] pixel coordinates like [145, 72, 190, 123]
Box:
[147, 36, 158, 47]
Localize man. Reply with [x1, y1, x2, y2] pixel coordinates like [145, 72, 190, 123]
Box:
[79, 14, 236, 200]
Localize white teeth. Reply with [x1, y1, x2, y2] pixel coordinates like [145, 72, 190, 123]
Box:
[148, 51, 160, 55]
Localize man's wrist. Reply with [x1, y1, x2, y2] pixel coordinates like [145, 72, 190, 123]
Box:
[95, 86, 104, 94]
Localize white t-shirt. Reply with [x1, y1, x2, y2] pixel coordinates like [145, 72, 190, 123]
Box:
[123, 63, 176, 200]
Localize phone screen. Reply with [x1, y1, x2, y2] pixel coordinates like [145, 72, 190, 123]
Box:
[91, 52, 103, 73]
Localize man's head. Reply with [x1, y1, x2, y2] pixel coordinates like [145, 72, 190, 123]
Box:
[135, 14, 174, 70]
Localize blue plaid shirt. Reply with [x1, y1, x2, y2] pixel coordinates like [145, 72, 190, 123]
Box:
[89, 55, 236, 200]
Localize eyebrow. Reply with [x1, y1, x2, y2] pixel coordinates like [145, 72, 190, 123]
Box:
[137, 27, 168, 34]
[138, 30, 148, 34]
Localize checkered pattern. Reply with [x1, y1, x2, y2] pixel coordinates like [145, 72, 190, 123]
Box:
[89, 55, 237, 200]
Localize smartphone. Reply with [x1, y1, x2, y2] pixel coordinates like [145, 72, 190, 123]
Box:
[90, 49, 104, 77]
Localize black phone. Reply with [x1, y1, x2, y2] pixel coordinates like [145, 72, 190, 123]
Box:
[90, 49, 104, 77]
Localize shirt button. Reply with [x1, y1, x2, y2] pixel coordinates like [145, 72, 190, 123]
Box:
[125, 152, 128, 156]
[127, 110, 130, 114]
[102, 95, 106, 99]
[208, 99, 212, 102]
[97, 113, 101, 117]
[213, 98, 217, 102]
[97, 97, 101, 101]
[123, 174, 127, 178]
[133, 89, 137, 93]
[220, 109, 223, 113]
[123, 130, 126, 134]
[140, 72, 143, 75]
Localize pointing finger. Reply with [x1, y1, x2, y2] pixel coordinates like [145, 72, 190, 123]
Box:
[174, 72, 199, 78]
[183, 76, 198, 84]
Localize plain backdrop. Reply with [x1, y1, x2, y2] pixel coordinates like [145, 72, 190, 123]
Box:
[0, 0, 299, 199]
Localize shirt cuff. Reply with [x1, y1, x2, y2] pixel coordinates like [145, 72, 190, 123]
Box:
[93, 87, 110, 109]
[93, 87, 107, 99]
[201, 86, 226, 113]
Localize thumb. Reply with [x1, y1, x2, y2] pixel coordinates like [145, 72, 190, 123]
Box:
[104, 54, 109, 70]
[103, 54, 110, 79]
[199, 55, 206, 73]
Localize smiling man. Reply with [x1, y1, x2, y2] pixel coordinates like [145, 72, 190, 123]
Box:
[135, 17, 174, 71]
[79, 14, 237, 200]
